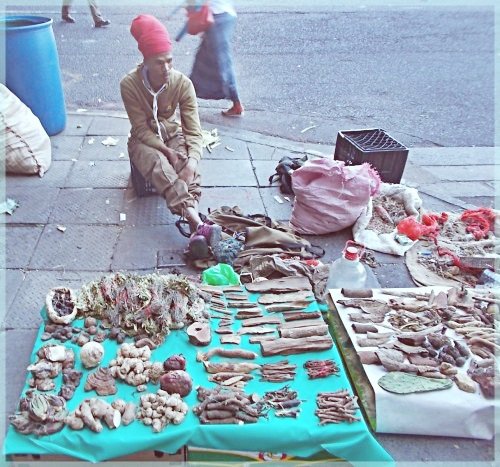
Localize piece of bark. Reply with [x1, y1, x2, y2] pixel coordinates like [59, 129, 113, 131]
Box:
[375, 348, 405, 363]
[397, 335, 426, 346]
[210, 307, 232, 315]
[235, 311, 263, 319]
[265, 302, 310, 313]
[358, 351, 380, 365]
[283, 311, 322, 321]
[186, 322, 212, 346]
[393, 341, 429, 355]
[260, 335, 333, 357]
[225, 293, 249, 301]
[258, 290, 313, 304]
[279, 324, 328, 339]
[341, 288, 373, 298]
[245, 277, 312, 293]
[356, 336, 391, 347]
[239, 326, 276, 335]
[348, 313, 386, 324]
[351, 323, 379, 334]
[200, 285, 224, 297]
[215, 327, 234, 335]
[220, 335, 241, 345]
[240, 316, 281, 327]
[279, 318, 325, 329]
[408, 354, 439, 367]
[227, 301, 257, 309]
[222, 285, 244, 292]
[249, 336, 276, 344]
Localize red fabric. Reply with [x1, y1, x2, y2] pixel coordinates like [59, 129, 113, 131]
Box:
[459, 207, 495, 240]
[130, 14, 172, 58]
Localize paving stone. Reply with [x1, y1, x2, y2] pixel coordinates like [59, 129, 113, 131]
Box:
[401, 163, 441, 186]
[420, 165, 497, 182]
[408, 147, 495, 166]
[303, 229, 353, 265]
[421, 181, 494, 199]
[419, 193, 465, 213]
[0, 186, 59, 224]
[122, 195, 177, 226]
[4, 270, 98, 329]
[64, 114, 94, 135]
[259, 187, 294, 222]
[29, 225, 120, 270]
[87, 115, 131, 136]
[65, 161, 130, 188]
[112, 225, 187, 270]
[371, 262, 415, 288]
[458, 196, 495, 208]
[3, 226, 43, 268]
[156, 250, 188, 269]
[6, 161, 73, 188]
[79, 136, 129, 161]
[2, 269, 25, 312]
[199, 187, 265, 215]
[199, 159, 256, 187]
[203, 136, 249, 160]
[252, 160, 279, 187]
[49, 188, 126, 224]
[273, 147, 309, 161]
[50, 135, 84, 160]
[4, 329, 39, 416]
[247, 142, 276, 160]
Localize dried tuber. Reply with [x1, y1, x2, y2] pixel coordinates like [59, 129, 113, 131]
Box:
[159, 370, 193, 397]
[163, 354, 186, 371]
[80, 341, 104, 369]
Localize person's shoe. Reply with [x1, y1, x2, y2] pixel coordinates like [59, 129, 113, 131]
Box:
[221, 102, 244, 117]
[196, 223, 222, 250]
[94, 19, 111, 28]
[62, 14, 76, 23]
[188, 235, 210, 259]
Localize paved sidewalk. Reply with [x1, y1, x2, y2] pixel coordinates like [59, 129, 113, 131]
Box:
[1, 111, 496, 463]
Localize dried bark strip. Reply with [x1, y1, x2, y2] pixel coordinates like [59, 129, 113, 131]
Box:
[260, 335, 333, 357]
[279, 324, 329, 339]
[240, 316, 282, 327]
[283, 311, 322, 322]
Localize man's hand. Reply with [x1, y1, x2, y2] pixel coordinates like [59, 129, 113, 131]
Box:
[178, 157, 198, 185]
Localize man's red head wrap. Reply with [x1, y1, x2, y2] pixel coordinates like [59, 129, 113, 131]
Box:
[130, 14, 172, 58]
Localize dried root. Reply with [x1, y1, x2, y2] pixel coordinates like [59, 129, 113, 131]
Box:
[137, 390, 188, 432]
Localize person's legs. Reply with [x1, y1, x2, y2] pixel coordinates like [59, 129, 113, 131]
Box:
[88, 0, 110, 27]
[215, 14, 243, 117]
[61, 0, 75, 23]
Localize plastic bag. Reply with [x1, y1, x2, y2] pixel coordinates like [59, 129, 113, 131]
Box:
[290, 158, 380, 234]
[202, 263, 240, 286]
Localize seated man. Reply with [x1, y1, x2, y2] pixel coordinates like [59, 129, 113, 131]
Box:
[121, 14, 218, 258]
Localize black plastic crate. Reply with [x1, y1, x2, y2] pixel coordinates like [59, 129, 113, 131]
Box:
[130, 160, 157, 197]
[334, 128, 408, 183]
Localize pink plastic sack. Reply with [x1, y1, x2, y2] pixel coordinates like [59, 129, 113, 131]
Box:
[290, 158, 380, 234]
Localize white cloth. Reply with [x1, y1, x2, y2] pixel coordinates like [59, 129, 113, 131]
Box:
[210, 0, 236, 16]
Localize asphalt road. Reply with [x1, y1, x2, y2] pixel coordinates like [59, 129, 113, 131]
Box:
[5, 2, 495, 147]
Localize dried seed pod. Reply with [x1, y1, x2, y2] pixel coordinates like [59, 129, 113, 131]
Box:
[46, 287, 77, 325]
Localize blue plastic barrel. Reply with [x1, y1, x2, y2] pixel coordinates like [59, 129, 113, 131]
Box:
[1, 16, 66, 135]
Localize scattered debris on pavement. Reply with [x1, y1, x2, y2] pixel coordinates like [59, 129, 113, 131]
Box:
[0, 198, 19, 215]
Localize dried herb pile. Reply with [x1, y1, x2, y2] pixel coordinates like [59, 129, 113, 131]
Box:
[76, 273, 209, 344]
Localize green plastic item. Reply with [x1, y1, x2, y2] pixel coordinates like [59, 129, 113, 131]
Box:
[202, 263, 240, 286]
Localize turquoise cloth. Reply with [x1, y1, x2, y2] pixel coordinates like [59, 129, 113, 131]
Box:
[3, 294, 393, 465]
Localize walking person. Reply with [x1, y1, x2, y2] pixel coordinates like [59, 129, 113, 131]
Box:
[61, 0, 110, 27]
[121, 14, 220, 258]
[190, 0, 244, 117]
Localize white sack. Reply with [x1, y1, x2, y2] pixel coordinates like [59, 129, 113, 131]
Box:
[0, 83, 52, 177]
[353, 183, 422, 256]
